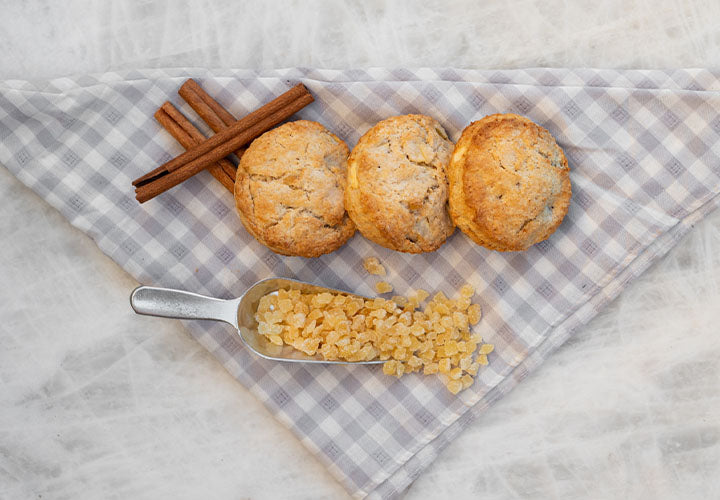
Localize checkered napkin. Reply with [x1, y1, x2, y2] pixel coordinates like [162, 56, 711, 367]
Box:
[2, 68, 719, 498]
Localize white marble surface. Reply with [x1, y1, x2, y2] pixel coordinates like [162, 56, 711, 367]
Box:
[1, 1, 720, 498]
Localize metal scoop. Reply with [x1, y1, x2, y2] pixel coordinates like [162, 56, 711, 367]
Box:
[130, 277, 382, 365]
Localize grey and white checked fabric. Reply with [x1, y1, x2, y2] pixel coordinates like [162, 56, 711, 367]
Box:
[1, 68, 719, 498]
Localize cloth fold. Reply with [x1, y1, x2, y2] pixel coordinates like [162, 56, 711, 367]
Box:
[1, 68, 718, 499]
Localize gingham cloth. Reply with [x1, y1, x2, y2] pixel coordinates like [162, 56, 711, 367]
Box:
[1, 68, 719, 498]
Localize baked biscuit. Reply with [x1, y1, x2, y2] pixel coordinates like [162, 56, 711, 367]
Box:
[448, 113, 571, 251]
[345, 114, 455, 253]
[234, 120, 355, 257]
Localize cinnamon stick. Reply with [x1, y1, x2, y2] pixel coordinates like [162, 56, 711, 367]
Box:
[133, 83, 312, 189]
[134, 90, 313, 203]
[154, 103, 235, 193]
[179, 79, 247, 159]
[159, 102, 237, 181]
[179, 79, 236, 130]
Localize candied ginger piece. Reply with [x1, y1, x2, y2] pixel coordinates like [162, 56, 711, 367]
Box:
[414, 289, 430, 303]
[446, 380, 463, 394]
[363, 257, 386, 276]
[452, 311, 468, 330]
[278, 298, 293, 314]
[258, 323, 282, 336]
[459, 284, 475, 298]
[375, 281, 393, 294]
[433, 291, 448, 305]
[391, 295, 408, 307]
[383, 360, 398, 375]
[439, 358, 451, 373]
[467, 304, 482, 325]
[423, 362, 439, 375]
[331, 294, 347, 307]
[407, 356, 422, 369]
[454, 297, 471, 311]
[445, 340, 460, 356]
[478, 344, 495, 355]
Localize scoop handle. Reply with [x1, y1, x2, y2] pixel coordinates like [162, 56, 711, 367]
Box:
[130, 286, 240, 328]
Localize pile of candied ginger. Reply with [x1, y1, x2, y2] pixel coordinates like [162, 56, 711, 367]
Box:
[256, 264, 493, 394]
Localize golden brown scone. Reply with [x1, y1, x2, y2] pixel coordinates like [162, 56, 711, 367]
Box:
[448, 113, 571, 251]
[234, 120, 355, 257]
[345, 114, 455, 253]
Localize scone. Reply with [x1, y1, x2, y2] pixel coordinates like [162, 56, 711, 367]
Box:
[234, 120, 355, 257]
[448, 113, 571, 251]
[345, 114, 455, 253]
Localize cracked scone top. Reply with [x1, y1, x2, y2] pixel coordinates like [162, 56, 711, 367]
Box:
[448, 113, 571, 251]
[345, 114, 455, 253]
[234, 120, 355, 257]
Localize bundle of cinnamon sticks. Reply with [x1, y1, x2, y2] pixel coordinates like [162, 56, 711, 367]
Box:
[132, 79, 314, 203]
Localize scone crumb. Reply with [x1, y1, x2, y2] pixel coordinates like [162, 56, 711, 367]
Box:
[255, 286, 492, 394]
[375, 281, 393, 294]
[363, 257, 386, 276]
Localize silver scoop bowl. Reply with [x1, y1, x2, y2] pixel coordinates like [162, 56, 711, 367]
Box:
[130, 277, 383, 365]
